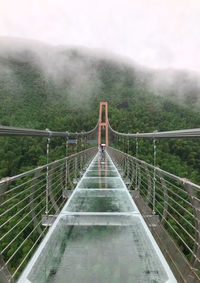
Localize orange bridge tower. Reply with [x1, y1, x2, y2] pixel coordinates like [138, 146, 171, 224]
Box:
[98, 102, 108, 147]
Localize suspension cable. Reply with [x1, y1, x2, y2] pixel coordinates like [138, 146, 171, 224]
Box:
[108, 120, 200, 138]
[0, 122, 98, 137]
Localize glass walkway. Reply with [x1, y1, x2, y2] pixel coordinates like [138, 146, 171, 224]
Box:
[18, 152, 177, 283]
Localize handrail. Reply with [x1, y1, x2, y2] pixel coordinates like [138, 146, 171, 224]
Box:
[0, 147, 96, 186]
[133, 156, 200, 191]
[107, 147, 200, 191]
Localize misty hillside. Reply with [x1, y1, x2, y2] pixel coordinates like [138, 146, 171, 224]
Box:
[1, 43, 200, 131]
[0, 38, 200, 186]
[1, 37, 200, 115]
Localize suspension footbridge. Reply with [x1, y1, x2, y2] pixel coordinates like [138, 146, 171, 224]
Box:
[0, 102, 200, 283]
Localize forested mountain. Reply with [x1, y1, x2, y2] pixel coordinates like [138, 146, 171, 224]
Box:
[0, 38, 200, 184]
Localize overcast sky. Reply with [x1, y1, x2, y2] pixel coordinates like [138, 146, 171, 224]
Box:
[0, 0, 200, 72]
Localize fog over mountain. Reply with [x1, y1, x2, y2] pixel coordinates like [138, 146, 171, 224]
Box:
[1, 0, 200, 72]
[0, 37, 200, 109]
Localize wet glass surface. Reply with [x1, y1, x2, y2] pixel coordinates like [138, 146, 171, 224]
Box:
[92, 160, 113, 165]
[28, 215, 168, 283]
[78, 177, 125, 189]
[21, 152, 175, 283]
[85, 170, 119, 177]
[89, 164, 115, 170]
[65, 190, 136, 212]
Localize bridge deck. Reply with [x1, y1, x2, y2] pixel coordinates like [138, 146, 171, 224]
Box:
[18, 152, 177, 283]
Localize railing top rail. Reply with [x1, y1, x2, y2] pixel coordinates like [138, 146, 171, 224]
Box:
[0, 123, 98, 137]
[108, 121, 200, 138]
[0, 147, 97, 186]
[109, 147, 200, 191]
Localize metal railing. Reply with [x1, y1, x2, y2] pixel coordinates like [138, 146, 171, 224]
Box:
[1, 116, 200, 282]
[107, 147, 200, 282]
[0, 147, 97, 282]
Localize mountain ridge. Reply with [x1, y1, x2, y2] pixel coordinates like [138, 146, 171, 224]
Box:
[0, 37, 200, 110]
[0, 37, 199, 187]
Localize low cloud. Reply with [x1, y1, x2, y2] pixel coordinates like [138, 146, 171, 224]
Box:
[0, 38, 103, 108]
[0, 37, 200, 109]
[0, 0, 200, 73]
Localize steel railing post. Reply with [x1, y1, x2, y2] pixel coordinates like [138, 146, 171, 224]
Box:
[153, 134, 157, 214]
[45, 130, 51, 216]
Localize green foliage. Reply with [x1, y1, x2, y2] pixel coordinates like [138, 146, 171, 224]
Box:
[0, 50, 200, 278]
[0, 53, 200, 184]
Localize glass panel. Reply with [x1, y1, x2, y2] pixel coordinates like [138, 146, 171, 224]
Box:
[28, 215, 168, 283]
[92, 162, 113, 166]
[85, 170, 118, 177]
[92, 160, 113, 164]
[78, 177, 125, 189]
[89, 164, 115, 170]
[65, 190, 136, 212]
